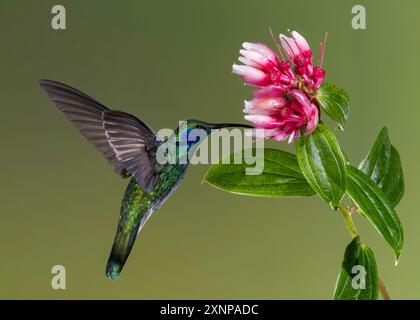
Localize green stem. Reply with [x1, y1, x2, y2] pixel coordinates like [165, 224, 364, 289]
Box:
[338, 204, 358, 237]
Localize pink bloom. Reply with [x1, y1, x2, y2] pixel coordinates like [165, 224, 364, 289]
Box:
[233, 29, 326, 142]
[252, 85, 287, 98]
[243, 89, 318, 143]
[232, 64, 270, 87]
[289, 90, 319, 135]
[244, 96, 288, 113]
[280, 31, 312, 62]
[279, 31, 327, 89]
[232, 42, 295, 90]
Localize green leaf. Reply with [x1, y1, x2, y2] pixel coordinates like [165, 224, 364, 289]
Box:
[382, 147, 404, 206]
[204, 148, 315, 197]
[346, 165, 404, 260]
[296, 123, 346, 207]
[316, 83, 350, 129]
[334, 236, 378, 300]
[359, 127, 404, 207]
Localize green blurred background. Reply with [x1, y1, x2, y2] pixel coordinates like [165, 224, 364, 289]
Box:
[0, 0, 418, 299]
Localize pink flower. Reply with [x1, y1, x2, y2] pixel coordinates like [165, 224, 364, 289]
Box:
[233, 29, 326, 142]
[279, 31, 327, 89]
[243, 89, 319, 143]
[232, 42, 295, 90]
[280, 31, 312, 63]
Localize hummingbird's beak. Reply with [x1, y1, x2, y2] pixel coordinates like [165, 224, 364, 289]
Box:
[213, 123, 254, 129]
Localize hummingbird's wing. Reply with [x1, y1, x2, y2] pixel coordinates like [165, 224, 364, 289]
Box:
[39, 80, 160, 192]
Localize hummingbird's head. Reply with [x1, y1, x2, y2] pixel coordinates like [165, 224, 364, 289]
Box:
[169, 120, 254, 163]
[174, 119, 254, 153]
[186, 119, 253, 135]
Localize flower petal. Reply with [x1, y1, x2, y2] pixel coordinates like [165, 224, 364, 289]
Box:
[242, 42, 277, 62]
[240, 49, 272, 68]
[245, 128, 277, 140]
[288, 130, 301, 144]
[244, 97, 288, 116]
[238, 56, 260, 68]
[305, 104, 319, 135]
[289, 89, 311, 108]
[253, 85, 287, 98]
[291, 31, 311, 55]
[272, 129, 289, 141]
[232, 64, 270, 86]
[254, 97, 288, 109]
[244, 115, 282, 129]
[280, 34, 300, 61]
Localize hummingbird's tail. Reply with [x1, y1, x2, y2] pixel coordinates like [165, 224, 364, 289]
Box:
[106, 223, 140, 279]
[106, 178, 152, 280]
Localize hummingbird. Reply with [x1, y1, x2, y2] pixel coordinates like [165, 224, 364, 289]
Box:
[39, 80, 252, 279]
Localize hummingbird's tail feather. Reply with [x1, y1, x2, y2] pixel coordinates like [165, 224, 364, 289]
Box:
[106, 223, 141, 279]
[105, 178, 153, 280]
[105, 165, 184, 279]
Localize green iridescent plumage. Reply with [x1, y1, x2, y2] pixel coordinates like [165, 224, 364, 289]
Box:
[106, 121, 239, 279]
[106, 163, 186, 279]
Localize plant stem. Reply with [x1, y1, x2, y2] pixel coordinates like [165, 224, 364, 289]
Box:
[339, 203, 392, 300]
[378, 277, 391, 300]
[338, 204, 358, 237]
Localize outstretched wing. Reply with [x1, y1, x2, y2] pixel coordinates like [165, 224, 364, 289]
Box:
[39, 79, 160, 192]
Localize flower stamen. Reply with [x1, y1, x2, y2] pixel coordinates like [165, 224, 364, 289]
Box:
[319, 32, 328, 68]
[269, 27, 286, 61]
